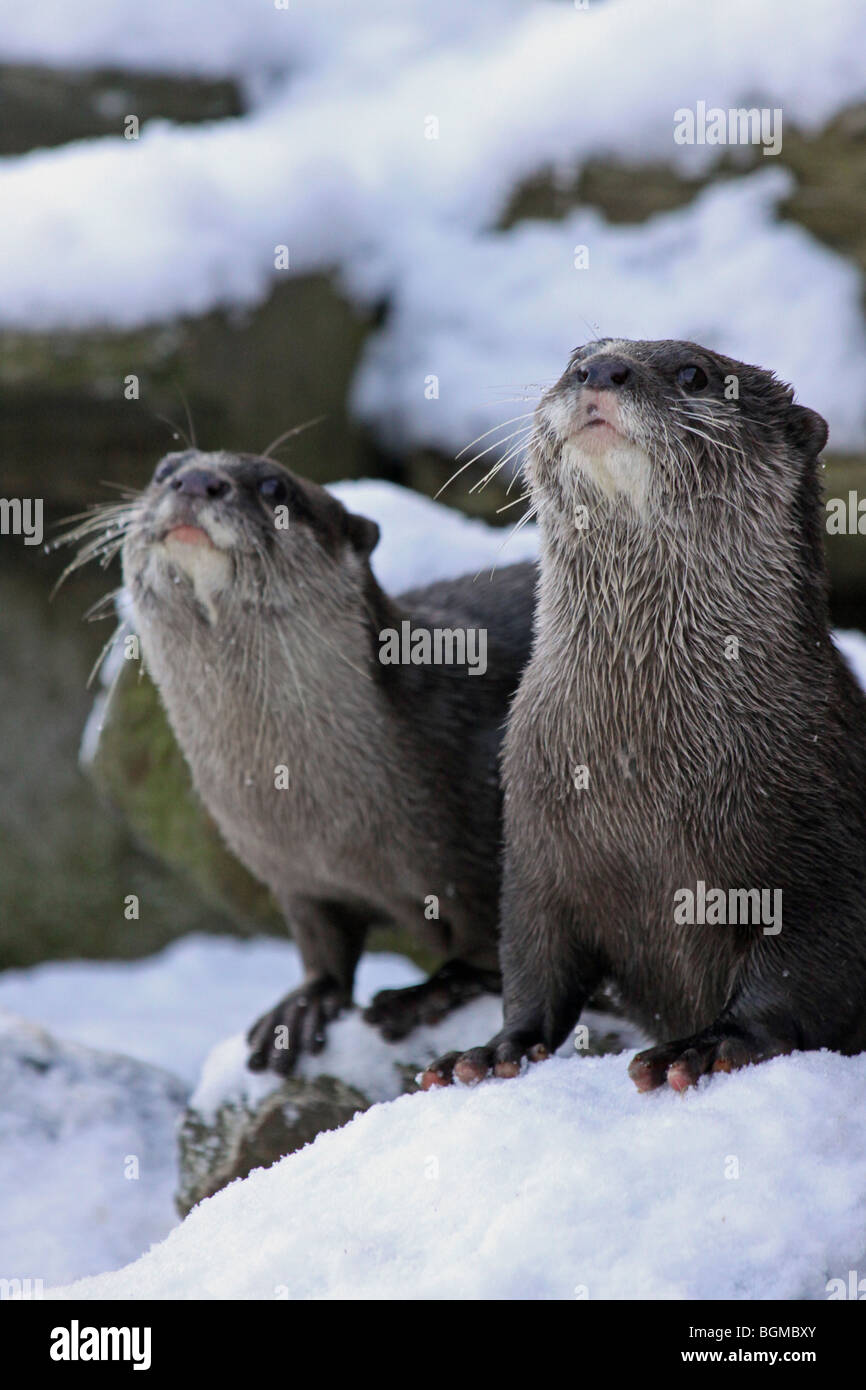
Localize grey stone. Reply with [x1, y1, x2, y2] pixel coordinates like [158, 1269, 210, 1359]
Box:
[176, 1073, 371, 1217]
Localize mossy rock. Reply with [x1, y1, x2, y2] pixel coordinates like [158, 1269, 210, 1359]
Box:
[0, 63, 244, 158]
[176, 1074, 371, 1217]
[1, 274, 377, 511]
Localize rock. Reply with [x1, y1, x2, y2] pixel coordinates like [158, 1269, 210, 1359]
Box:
[177, 1070, 371, 1217]
[175, 999, 645, 1215]
[1, 275, 376, 512]
[0, 1011, 189, 1285]
[0, 63, 244, 158]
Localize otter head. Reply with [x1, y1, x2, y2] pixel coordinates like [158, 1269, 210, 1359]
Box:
[531, 337, 828, 531]
[120, 450, 380, 629]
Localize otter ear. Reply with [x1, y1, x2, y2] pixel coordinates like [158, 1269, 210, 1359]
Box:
[787, 404, 828, 457]
[345, 511, 380, 557]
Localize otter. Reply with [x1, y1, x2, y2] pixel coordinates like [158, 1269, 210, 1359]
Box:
[75, 450, 536, 1074]
[421, 337, 866, 1093]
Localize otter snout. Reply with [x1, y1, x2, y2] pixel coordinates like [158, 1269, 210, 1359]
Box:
[573, 356, 632, 390]
[168, 466, 231, 502]
[538, 348, 654, 513]
[151, 456, 239, 552]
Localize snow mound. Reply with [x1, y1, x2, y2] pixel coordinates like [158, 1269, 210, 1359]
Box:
[0, 1012, 187, 1286]
[51, 1048, 866, 1300]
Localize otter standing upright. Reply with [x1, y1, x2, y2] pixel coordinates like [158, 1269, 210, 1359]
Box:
[423, 338, 866, 1092]
[75, 451, 537, 1073]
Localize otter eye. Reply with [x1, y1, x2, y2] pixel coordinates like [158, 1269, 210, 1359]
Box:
[677, 364, 709, 391]
[154, 458, 181, 484]
[258, 476, 288, 504]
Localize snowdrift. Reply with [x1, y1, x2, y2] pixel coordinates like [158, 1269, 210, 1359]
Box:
[52, 1048, 866, 1300]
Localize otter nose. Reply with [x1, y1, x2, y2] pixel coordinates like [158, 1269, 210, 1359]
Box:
[577, 358, 632, 389]
[170, 468, 229, 500]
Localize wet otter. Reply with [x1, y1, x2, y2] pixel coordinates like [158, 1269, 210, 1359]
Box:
[84, 451, 536, 1074]
[421, 337, 866, 1093]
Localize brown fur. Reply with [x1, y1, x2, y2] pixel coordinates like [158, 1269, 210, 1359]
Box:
[84, 451, 538, 1073]
[422, 338, 866, 1093]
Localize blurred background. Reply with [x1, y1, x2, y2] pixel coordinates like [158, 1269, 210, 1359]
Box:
[2, 0, 866, 970]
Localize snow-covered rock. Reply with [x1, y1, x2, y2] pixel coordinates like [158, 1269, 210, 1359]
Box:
[1, 1, 865, 447]
[50, 1046, 866, 1300]
[176, 997, 643, 1213]
[0, 1012, 188, 1286]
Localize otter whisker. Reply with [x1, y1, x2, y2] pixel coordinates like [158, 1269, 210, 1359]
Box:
[175, 386, 198, 451]
[155, 413, 192, 452]
[469, 431, 534, 496]
[435, 421, 533, 500]
[50, 533, 131, 597]
[261, 417, 326, 461]
[83, 587, 127, 623]
[481, 501, 539, 579]
[97, 481, 142, 499]
[496, 491, 533, 514]
[86, 624, 126, 691]
[455, 412, 537, 460]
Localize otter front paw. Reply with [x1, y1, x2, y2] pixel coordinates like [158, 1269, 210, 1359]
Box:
[363, 960, 500, 1042]
[419, 1031, 549, 1090]
[628, 1027, 789, 1093]
[246, 976, 351, 1076]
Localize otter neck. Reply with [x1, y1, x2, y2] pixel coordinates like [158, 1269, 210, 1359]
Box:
[534, 489, 831, 756]
[134, 574, 400, 788]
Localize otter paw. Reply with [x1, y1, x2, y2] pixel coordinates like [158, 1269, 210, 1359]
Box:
[363, 983, 451, 1042]
[246, 976, 350, 1076]
[628, 1030, 774, 1093]
[363, 961, 500, 1043]
[419, 1035, 549, 1090]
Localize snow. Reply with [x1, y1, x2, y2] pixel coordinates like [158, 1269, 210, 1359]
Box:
[351, 171, 866, 454]
[3, 490, 866, 1298]
[329, 480, 539, 588]
[50, 1048, 866, 1301]
[833, 629, 866, 690]
[1, 0, 865, 447]
[0, 1013, 187, 1286]
[0, 936, 421, 1086]
[190, 1002, 643, 1117]
[4, 0, 866, 1297]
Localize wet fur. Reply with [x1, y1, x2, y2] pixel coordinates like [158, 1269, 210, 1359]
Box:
[68, 452, 536, 1070]
[426, 338, 866, 1090]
